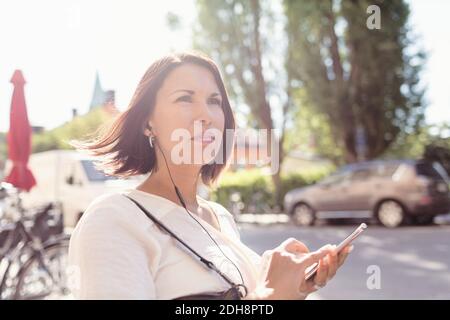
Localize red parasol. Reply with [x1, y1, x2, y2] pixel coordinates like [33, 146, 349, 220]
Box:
[4, 70, 36, 191]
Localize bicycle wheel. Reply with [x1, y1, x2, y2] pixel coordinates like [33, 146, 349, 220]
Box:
[0, 242, 35, 300]
[14, 238, 71, 300]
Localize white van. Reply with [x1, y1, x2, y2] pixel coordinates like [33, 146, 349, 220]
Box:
[5, 150, 146, 230]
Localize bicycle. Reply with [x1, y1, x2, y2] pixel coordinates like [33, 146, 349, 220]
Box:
[247, 191, 279, 214]
[0, 182, 71, 300]
[228, 191, 281, 215]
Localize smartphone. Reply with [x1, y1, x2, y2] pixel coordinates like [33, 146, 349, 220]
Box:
[304, 223, 367, 281]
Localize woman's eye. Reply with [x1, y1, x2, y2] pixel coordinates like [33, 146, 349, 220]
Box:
[175, 96, 192, 103]
[208, 98, 222, 106]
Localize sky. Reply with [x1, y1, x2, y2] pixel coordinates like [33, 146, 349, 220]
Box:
[408, 0, 450, 127]
[0, 0, 449, 132]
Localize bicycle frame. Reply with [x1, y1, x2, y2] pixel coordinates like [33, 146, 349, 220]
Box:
[0, 214, 67, 299]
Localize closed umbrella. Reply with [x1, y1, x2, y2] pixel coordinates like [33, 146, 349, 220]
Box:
[4, 70, 36, 191]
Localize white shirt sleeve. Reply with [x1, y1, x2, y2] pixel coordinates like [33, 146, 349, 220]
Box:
[226, 212, 242, 241]
[68, 197, 162, 300]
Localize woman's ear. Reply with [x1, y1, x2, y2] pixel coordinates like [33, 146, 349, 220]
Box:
[143, 123, 153, 136]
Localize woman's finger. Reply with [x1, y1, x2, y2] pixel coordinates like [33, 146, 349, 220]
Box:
[326, 247, 339, 281]
[338, 251, 348, 268]
[313, 257, 328, 286]
[300, 244, 333, 267]
[301, 257, 326, 293]
[338, 245, 353, 267]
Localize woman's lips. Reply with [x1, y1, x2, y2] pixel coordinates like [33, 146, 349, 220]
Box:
[191, 135, 215, 145]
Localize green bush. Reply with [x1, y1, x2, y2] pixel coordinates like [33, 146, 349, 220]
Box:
[211, 169, 274, 211]
[278, 172, 322, 206]
[211, 167, 331, 212]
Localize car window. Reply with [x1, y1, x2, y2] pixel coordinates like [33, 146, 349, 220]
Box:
[432, 162, 449, 181]
[415, 162, 447, 180]
[80, 160, 118, 182]
[349, 168, 373, 181]
[320, 172, 351, 185]
[373, 163, 400, 177]
[383, 164, 399, 176]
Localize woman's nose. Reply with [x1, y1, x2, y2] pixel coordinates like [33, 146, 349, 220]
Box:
[195, 101, 214, 125]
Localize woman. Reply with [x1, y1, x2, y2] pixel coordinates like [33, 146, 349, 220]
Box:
[68, 51, 352, 300]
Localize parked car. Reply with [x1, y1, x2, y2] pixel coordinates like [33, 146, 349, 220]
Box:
[284, 159, 450, 228]
[4, 150, 146, 230]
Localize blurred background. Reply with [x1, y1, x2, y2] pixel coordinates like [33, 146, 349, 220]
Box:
[0, 0, 449, 300]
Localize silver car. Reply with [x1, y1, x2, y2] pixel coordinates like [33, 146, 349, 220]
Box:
[284, 160, 450, 228]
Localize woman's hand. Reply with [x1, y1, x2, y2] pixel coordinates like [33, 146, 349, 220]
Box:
[298, 243, 353, 297]
[250, 238, 353, 300]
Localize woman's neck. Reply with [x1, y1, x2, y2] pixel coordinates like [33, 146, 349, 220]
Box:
[137, 165, 201, 209]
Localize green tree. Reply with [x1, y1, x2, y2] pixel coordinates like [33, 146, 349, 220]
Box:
[284, 0, 426, 163]
[193, 0, 297, 205]
[382, 123, 450, 175]
[32, 108, 112, 153]
[285, 89, 344, 166]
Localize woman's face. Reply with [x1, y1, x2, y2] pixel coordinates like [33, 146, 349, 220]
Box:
[147, 63, 226, 167]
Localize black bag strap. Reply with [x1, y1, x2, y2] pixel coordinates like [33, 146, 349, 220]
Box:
[123, 194, 239, 289]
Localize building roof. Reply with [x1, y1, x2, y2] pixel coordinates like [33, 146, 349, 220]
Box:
[89, 72, 107, 111]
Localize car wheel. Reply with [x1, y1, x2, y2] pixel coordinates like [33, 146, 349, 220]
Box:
[376, 200, 405, 228]
[292, 203, 315, 226]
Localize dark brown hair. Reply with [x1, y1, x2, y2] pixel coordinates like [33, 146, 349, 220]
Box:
[70, 51, 236, 186]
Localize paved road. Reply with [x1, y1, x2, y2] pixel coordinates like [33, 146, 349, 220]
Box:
[237, 218, 450, 299]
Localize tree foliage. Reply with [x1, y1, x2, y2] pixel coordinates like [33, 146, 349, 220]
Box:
[284, 0, 426, 163]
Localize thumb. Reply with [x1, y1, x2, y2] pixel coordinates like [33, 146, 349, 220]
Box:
[280, 238, 310, 255]
[299, 245, 333, 267]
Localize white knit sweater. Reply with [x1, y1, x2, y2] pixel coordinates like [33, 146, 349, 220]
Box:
[68, 188, 263, 299]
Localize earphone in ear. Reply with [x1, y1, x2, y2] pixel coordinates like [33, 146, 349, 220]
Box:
[145, 124, 156, 148]
[145, 124, 152, 135]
